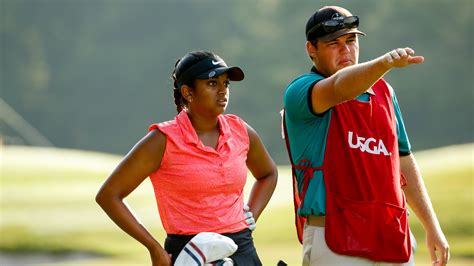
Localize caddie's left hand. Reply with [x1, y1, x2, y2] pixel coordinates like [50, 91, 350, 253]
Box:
[243, 205, 256, 231]
[382, 47, 424, 69]
[426, 229, 450, 266]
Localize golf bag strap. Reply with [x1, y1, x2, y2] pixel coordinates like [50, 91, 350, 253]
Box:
[282, 109, 322, 244]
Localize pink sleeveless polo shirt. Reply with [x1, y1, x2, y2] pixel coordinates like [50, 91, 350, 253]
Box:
[148, 111, 249, 235]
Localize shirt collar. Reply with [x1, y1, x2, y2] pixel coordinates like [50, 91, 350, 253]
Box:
[176, 111, 197, 145]
[310, 66, 326, 77]
[176, 110, 231, 147]
[217, 114, 231, 144]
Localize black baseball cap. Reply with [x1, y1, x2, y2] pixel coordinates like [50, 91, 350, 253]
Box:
[175, 53, 244, 87]
[306, 6, 366, 42]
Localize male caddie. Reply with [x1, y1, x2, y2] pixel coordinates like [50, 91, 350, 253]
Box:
[283, 5, 449, 266]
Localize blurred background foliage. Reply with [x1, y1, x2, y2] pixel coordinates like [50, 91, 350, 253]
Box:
[1, 0, 473, 163]
[1, 1, 473, 265]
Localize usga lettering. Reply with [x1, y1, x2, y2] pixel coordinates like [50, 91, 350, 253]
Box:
[347, 131, 391, 156]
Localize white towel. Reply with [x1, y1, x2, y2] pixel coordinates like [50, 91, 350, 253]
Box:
[174, 232, 238, 266]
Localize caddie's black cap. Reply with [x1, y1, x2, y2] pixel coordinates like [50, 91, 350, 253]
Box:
[175, 53, 244, 87]
[306, 6, 366, 42]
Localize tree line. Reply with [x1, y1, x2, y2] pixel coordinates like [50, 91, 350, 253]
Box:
[1, 0, 472, 164]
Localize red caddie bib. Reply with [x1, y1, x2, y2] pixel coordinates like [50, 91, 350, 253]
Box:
[323, 79, 411, 262]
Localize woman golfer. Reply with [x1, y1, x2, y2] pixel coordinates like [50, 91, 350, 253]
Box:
[96, 50, 278, 266]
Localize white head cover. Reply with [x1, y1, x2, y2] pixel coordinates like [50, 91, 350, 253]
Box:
[174, 232, 238, 266]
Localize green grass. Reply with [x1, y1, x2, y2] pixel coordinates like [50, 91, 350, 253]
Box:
[1, 144, 473, 265]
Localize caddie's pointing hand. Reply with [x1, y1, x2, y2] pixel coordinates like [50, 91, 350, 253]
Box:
[383, 47, 424, 68]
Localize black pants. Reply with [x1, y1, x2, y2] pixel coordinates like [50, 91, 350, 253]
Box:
[165, 229, 262, 266]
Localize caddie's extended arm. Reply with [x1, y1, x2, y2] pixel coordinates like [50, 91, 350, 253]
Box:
[400, 154, 450, 266]
[245, 124, 278, 222]
[312, 47, 424, 114]
[95, 130, 171, 266]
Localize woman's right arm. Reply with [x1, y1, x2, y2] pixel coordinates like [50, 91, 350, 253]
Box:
[95, 129, 171, 266]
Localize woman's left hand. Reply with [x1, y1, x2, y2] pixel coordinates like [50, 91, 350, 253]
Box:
[244, 205, 256, 231]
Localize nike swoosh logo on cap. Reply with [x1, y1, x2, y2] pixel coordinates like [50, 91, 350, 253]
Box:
[212, 60, 224, 65]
